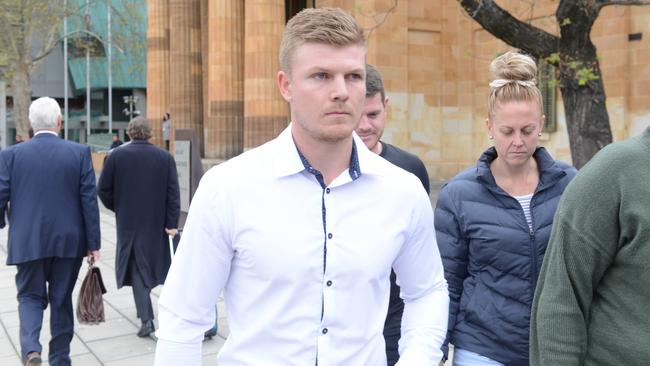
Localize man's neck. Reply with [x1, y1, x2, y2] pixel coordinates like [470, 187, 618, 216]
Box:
[34, 129, 58, 136]
[372, 141, 383, 155]
[293, 133, 353, 186]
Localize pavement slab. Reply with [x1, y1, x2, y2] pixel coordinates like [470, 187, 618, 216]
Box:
[0, 202, 227, 365]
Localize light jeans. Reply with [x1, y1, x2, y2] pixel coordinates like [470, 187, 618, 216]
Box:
[452, 348, 505, 366]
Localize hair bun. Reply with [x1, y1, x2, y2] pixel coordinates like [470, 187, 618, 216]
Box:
[490, 51, 537, 85]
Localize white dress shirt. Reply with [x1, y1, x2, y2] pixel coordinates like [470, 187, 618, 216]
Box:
[155, 125, 448, 365]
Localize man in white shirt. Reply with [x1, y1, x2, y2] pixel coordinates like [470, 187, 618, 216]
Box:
[154, 7, 448, 366]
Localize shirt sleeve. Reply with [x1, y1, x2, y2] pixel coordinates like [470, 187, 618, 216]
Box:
[154, 170, 234, 365]
[530, 163, 620, 366]
[433, 184, 467, 359]
[393, 187, 448, 365]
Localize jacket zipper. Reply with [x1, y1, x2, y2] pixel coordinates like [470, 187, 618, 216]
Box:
[528, 195, 538, 295]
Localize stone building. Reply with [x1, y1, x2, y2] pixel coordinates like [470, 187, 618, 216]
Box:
[147, 0, 650, 180]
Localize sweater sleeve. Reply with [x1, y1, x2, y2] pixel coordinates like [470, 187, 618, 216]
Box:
[434, 184, 467, 359]
[530, 157, 620, 366]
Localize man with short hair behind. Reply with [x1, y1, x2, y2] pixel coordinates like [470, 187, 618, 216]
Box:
[154, 7, 448, 366]
[0, 97, 101, 366]
[356, 64, 431, 365]
[98, 117, 180, 338]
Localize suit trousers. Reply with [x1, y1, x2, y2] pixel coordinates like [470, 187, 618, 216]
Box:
[126, 255, 153, 322]
[15, 257, 82, 366]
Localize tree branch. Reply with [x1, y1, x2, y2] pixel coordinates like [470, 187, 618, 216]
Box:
[458, 0, 560, 59]
[598, 0, 650, 7]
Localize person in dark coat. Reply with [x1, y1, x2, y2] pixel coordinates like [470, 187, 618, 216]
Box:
[0, 97, 101, 366]
[98, 116, 180, 338]
[110, 134, 123, 149]
[435, 51, 577, 366]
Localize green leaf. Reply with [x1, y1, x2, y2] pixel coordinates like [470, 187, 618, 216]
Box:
[546, 53, 561, 65]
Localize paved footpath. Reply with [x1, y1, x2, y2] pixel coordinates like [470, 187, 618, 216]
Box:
[0, 204, 228, 365]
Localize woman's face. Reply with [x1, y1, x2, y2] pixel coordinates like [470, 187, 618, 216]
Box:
[486, 100, 544, 168]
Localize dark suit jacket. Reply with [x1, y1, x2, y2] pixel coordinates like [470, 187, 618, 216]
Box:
[0, 132, 101, 265]
[98, 139, 180, 288]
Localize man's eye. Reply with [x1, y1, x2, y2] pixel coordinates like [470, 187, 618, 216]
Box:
[313, 73, 328, 80]
[347, 73, 362, 81]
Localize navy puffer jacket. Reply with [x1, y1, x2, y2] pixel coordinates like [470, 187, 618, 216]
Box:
[435, 146, 576, 365]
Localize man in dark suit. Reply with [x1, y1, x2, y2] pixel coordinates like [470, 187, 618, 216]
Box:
[98, 116, 180, 338]
[0, 97, 101, 366]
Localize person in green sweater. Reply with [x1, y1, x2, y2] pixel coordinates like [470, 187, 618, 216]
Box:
[530, 126, 650, 365]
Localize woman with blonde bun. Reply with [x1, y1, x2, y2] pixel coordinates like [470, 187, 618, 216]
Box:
[435, 51, 577, 366]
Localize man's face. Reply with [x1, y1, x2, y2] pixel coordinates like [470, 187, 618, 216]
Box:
[277, 43, 366, 145]
[356, 93, 387, 154]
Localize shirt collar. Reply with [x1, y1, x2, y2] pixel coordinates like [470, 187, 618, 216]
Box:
[271, 124, 386, 179]
[34, 130, 58, 137]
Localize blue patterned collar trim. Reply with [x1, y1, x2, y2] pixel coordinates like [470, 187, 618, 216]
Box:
[296, 140, 361, 186]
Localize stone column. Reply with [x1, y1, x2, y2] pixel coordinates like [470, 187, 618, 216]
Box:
[169, 0, 204, 155]
[146, 0, 170, 148]
[202, 0, 244, 159]
[243, 0, 288, 149]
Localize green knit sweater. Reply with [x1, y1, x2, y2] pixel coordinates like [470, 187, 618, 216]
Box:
[530, 127, 650, 366]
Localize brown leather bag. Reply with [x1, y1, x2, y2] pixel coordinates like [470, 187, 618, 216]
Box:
[76, 258, 107, 324]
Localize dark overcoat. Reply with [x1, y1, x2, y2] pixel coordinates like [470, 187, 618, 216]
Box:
[98, 139, 180, 288]
[0, 133, 100, 264]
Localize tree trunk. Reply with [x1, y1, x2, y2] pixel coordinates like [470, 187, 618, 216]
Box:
[557, 3, 613, 169]
[10, 64, 32, 142]
[558, 62, 612, 169]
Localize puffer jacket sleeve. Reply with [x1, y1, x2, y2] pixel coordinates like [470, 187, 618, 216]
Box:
[434, 183, 468, 359]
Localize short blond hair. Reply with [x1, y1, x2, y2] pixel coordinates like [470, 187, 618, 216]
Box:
[279, 7, 365, 75]
[488, 51, 543, 119]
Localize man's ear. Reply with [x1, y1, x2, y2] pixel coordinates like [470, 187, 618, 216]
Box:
[277, 70, 292, 103]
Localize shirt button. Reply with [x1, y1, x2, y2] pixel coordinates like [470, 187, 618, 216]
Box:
[322, 328, 328, 334]
[326, 188, 330, 194]
[328, 233, 333, 239]
[326, 280, 332, 286]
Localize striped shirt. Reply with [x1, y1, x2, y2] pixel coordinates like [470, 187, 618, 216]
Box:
[514, 193, 534, 230]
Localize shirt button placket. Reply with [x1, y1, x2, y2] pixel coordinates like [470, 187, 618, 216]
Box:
[320, 186, 333, 366]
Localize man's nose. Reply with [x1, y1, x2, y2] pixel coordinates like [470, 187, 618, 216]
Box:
[330, 75, 349, 101]
[357, 116, 370, 131]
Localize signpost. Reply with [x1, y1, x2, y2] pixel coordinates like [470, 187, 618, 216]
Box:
[173, 129, 203, 227]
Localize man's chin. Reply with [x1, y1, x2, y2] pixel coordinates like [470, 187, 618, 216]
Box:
[319, 125, 355, 143]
